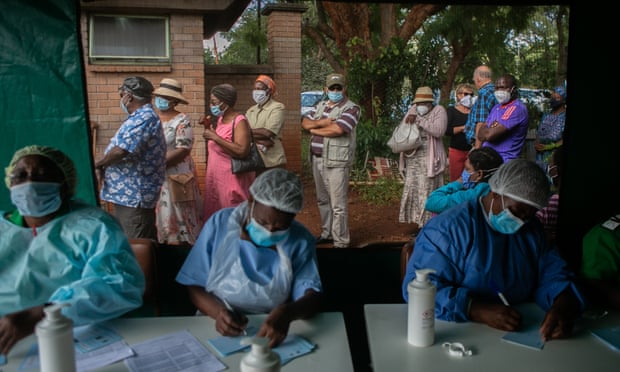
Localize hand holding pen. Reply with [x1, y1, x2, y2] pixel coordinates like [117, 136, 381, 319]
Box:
[221, 298, 248, 336]
[490, 280, 510, 307]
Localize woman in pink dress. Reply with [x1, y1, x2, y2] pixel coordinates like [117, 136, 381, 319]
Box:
[201, 84, 255, 223]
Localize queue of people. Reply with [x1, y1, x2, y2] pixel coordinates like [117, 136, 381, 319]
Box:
[5, 72, 619, 357]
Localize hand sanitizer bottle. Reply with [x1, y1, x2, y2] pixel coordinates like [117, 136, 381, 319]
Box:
[240, 337, 281, 372]
[35, 303, 76, 372]
[407, 268, 437, 347]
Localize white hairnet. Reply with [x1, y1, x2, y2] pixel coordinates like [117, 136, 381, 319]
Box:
[249, 168, 303, 214]
[488, 158, 550, 209]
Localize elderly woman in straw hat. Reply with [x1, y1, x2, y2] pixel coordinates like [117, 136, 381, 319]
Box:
[0, 145, 144, 355]
[153, 78, 203, 246]
[245, 75, 287, 175]
[398, 86, 448, 235]
[200, 83, 255, 223]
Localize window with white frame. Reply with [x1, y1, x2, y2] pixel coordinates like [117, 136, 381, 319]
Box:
[89, 14, 170, 64]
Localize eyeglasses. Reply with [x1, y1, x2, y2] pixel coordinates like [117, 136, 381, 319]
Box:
[328, 85, 343, 91]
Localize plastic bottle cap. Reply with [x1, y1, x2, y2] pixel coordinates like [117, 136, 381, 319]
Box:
[43, 303, 70, 321]
[415, 268, 436, 282]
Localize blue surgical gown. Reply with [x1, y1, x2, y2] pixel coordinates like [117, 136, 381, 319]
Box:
[176, 202, 322, 306]
[0, 201, 145, 324]
[402, 197, 582, 322]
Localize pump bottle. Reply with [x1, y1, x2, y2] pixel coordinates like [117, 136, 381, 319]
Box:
[35, 303, 76, 372]
[407, 268, 437, 347]
[240, 337, 281, 372]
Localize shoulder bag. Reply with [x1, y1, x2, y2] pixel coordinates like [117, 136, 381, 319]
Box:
[168, 173, 196, 202]
[387, 122, 422, 153]
[231, 116, 265, 174]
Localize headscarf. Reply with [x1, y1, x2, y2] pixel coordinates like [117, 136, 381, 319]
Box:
[256, 75, 276, 96]
[554, 86, 567, 101]
[211, 84, 237, 107]
[249, 168, 303, 214]
[5, 145, 77, 197]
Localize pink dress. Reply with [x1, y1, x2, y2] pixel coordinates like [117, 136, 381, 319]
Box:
[203, 114, 255, 223]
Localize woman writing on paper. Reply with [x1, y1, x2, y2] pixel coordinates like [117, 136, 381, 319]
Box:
[176, 169, 322, 348]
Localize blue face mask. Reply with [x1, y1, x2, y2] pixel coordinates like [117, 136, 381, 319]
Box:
[327, 91, 343, 103]
[155, 96, 170, 111]
[488, 196, 525, 234]
[120, 96, 129, 114]
[210, 103, 225, 117]
[10, 182, 62, 217]
[461, 170, 475, 189]
[245, 202, 289, 247]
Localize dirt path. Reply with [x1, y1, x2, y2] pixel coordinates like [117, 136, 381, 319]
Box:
[295, 174, 415, 248]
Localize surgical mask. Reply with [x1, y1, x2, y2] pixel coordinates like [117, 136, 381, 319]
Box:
[10, 182, 62, 217]
[460, 95, 473, 108]
[120, 96, 129, 114]
[252, 90, 269, 105]
[327, 91, 343, 103]
[416, 105, 430, 116]
[461, 170, 475, 189]
[488, 196, 525, 234]
[494, 90, 511, 104]
[245, 203, 290, 247]
[210, 103, 226, 117]
[154, 96, 170, 111]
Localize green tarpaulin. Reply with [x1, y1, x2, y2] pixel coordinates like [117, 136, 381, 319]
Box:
[0, 0, 95, 210]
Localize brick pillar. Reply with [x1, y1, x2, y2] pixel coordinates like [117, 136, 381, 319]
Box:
[263, 3, 307, 174]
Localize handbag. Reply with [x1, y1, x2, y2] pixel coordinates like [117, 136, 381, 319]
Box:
[387, 121, 422, 153]
[230, 117, 265, 174]
[168, 173, 196, 202]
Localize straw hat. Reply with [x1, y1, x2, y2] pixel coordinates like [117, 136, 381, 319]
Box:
[412, 86, 434, 104]
[153, 78, 188, 104]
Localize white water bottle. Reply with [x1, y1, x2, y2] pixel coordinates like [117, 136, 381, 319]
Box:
[240, 337, 281, 372]
[35, 303, 76, 372]
[407, 268, 437, 347]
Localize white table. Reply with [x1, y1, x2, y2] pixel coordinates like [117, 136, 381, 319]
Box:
[365, 303, 620, 372]
[3, 312, 353, 372]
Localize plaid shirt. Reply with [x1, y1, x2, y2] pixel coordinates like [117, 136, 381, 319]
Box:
[464, 83, 496, 144]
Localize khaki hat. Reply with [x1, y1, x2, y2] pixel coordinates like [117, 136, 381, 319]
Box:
[153, 78, 188, 104]
[412, 86, 434, 104]
[326, 73, 346, 88]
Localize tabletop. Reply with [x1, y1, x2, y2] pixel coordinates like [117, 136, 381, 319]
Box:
[3, 312, 353, 372]
[364, 303, 620, 372]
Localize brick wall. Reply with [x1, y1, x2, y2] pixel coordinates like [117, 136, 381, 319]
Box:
[82, 5, 306, 195]
[82, 13, 206, 185]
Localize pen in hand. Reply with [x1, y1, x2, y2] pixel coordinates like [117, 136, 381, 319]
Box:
[490, 280, 510, 306]
[222, 298, 247, 336]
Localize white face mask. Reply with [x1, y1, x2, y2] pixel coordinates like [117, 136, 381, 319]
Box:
[494, 90, 511, 104]
[416, 105, 430, 116]
[459, 95, 473, 108]
[252, 90, 269, 105]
